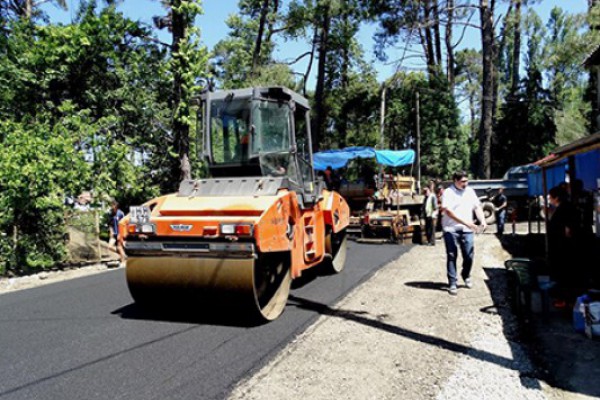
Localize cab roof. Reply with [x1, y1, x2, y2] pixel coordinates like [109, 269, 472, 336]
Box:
[203, 87, 310, 110]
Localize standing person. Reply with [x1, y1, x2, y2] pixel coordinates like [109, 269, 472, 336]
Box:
[547, 186, 579, 287]
[323, 166, 334, 190]
[435, 182, 444, 234]
[422, 186, 438, 245]
[440, 171, 487, 295]
[323, 166, 340, 191]
[108, 200, 126, 268]
[492, 187, 508, 235]
[571, 179, 593, 237]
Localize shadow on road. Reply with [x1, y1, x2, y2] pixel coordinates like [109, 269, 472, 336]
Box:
[404, 281, 448, 291]
[112, 303, 266, 328]
[499, 233, 546, 261]
[288, 294, 533, 375]
[482, 267, 543, 390]
[494, 234, 600, 398]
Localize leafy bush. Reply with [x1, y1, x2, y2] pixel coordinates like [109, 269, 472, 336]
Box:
[0, 119, 91, 273]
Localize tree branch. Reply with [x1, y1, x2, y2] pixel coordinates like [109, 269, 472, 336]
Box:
[284, 51, 312, 66]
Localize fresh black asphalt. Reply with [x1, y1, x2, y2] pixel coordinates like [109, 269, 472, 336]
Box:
[0, 242, 410, 400]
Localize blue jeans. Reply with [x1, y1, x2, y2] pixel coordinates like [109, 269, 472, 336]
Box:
[496, 209, 506, 235]
[443, 230, 474, 287]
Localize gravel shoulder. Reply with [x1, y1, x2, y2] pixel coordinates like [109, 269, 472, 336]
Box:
[0, 263, 119, 294]
[228, 233, 577, 400]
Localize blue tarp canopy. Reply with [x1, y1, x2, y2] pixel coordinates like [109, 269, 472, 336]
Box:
[575, 149, 600, 191]
[527, 161, 568, 196]
[526, 148, 600, 196]
[313, 146, 415, 171]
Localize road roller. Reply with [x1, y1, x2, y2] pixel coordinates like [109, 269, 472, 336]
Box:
[121, 87, 349, 321]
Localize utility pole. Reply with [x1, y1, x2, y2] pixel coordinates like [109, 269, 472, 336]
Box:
[415, 91, 421, 193]
[379, 85, 386, 149]
[378, 85, 387, 189]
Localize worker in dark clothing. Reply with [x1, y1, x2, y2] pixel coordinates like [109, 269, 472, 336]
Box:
[547, 186, 579, 287]
[492, 187, 508, 235]
[422, 186, 438, 245]
[323, 166, 340, 191]
[571, 179, 594, 236]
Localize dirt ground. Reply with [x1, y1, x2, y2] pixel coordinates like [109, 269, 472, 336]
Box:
[1, 227, 597, 400]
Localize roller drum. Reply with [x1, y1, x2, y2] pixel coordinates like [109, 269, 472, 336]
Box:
[126, 254, 291, 321]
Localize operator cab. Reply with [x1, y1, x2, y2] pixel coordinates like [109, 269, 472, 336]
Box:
[200, 87, 317, 200]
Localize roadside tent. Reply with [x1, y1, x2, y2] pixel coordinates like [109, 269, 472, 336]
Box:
[530, 133, 600, 268]
[527, 157, 568, 197]
[528, 133, 600, 196]
[535, 133, 600, 190]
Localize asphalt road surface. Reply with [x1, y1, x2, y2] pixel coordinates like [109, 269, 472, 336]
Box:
[0, 242, 410, 400]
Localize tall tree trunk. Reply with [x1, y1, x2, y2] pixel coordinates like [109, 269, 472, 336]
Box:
[422, 1, 436, 75]
[511, 0, 521, 94]
[252, 0, 270, 75]
[265, 0, 279, 44]
[25, 0, 32, 19]
[432, 0, 443, 67]
[313, 4, 330, 152]
[303, 26, 318, 96]
[479, 0, 494, 179]
[490, 0, 499, 135]
[469, 89, 477, 140]
[445, 0, 455, 89]
[339, 12, 350, 148]
[589, 0, 600, 131]
[171, 0, 191, 182]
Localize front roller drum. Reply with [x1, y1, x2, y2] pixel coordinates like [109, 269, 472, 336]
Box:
[126, 254, 291, 321]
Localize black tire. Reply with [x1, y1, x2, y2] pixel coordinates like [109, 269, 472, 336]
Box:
[482, 201, 496, 224]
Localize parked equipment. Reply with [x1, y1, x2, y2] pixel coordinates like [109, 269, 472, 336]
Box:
[312, 147, 423, 242]
[121, 87, 349, 321]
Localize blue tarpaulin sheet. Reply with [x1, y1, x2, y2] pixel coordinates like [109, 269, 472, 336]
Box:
[313, 147, 415, 171]
[527, 148, 600, 196]
[374, 149, 416, 167]
[575, 149, 600, 191]
[527, 161, 567, 196]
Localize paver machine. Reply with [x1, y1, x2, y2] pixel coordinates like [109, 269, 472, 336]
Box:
[121, 87, 349, 321]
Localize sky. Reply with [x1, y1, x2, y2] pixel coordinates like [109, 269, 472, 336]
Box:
[43, 0, 589, 87]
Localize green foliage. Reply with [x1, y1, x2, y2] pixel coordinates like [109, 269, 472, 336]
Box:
[493, 5, 596, 175]
[0, 119, 91, 272]
[325, 69, 380, 148]
[0, 5, 174, 272]
[212, 1, 293, 89]
[384, 72, 465, 181]
[493, 13, 557, 174]
[493, 71, 556, 176]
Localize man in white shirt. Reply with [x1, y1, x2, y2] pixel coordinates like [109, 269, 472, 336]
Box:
[441, 171, 487, 295]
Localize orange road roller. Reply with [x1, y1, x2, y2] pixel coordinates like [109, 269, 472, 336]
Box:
[121, 87, 349, 321]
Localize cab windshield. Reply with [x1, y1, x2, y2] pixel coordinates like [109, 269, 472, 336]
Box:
[251, 100, 290, 154]
[209, 98, 251, 164]
[209, 97, 295, 178]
